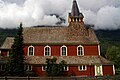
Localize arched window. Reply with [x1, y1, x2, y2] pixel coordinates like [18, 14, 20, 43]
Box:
[28, 46, 34, 56]
[77, 45, 84, 56]
[44, 46, 51, 56]
[61, 45, 67, 56]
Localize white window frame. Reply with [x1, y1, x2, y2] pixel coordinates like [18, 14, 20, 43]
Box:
[24, 65, 32, 71]
[44, 46, 51, 56]
[78, 65, 87, 71]
[77, 45, 84, 56]
[95, 65, 103, 76]
[61, 45, 67, 56]
[28, 45, 34, 56]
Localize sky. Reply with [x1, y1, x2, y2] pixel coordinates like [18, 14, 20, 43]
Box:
[0, 0, 120, 29]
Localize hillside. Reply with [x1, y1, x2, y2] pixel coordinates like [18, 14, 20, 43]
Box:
[95, 29, 120, 57]
[0, 28, 120, 56]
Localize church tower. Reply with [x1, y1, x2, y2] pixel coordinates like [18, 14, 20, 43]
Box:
[69, 0, 84, 23]
[68, 0, 88, 36]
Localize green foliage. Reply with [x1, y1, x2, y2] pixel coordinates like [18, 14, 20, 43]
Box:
[7, 23, 25, 76]
[45, 57, 66, 76]
[95, 29, 120, 57]
[106, 46, 120, 74]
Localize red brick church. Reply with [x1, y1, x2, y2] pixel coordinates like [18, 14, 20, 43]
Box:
[0, 0, 115, 76]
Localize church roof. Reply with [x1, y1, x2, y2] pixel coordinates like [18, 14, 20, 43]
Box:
[0, 25, 99, 48]
[0, 56, 114, 65]
[22, 26, 99, 45]
[0, 37, 14, 49]
[24, 56, 114, 65]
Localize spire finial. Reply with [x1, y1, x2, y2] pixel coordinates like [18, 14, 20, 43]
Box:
[70, 0, 84, 18]
[71, 0, 80, 16]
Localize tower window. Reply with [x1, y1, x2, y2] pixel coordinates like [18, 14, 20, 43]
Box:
[44, 46, 51, 56]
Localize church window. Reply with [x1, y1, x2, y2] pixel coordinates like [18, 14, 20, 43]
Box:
[28, 46, 34, 56]
[78, 65, 87, 71]
[42, 65, 47, 71]
[63, 66, 69, 71]
[44, 46, 51, 56]
[77, 45, 84, 56]
[61, 46, 67, 56]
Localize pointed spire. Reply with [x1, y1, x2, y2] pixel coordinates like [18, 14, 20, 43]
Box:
[70, 0, 84, 18]
[71, 0, 80, 16]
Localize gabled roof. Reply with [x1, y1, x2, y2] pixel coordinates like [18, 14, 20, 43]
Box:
[24, 56, 114, 65]
[0, 37, 14, 49]
[23, 26, 99, 45]
[0, 56, 114, 65]
[0, 26, 99, 48]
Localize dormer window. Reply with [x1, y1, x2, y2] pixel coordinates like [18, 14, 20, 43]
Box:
[28, 46, 34, 56]
[61, 45, 67, 56]
[44, 46, 51, 56]
[77, 45, 84, 56]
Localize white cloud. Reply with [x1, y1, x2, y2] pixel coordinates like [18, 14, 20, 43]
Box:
[0, 0, 120, 29]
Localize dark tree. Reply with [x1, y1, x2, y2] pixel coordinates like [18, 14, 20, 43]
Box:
[8, 23, 25, 76]
[45, 57, 66, 76]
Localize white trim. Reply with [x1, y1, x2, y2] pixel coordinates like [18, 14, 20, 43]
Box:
[113, 65, 115, 75]
[78, 65, 87, 71]
[44, 45, 51, 56]
[60, 45, 67, 56]
[98, 45, 101, 55]
[95, 65, 103, 76]
[77, 45, 84, 56]
[28, 45, 34, 56]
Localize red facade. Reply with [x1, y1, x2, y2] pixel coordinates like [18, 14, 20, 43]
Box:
[24, 45, 99, 56]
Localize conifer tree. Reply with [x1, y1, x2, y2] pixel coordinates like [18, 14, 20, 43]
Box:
[8, 23, 25, 76]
